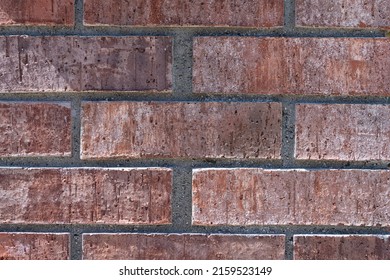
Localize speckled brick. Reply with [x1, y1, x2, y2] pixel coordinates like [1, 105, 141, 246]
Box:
[193, 37, 390, 96]
[0, 102, 71, 157]
[192, 169, 390, 226]
[0, 168, 172, 225]
[81, 102, 281, 160]
[84, 0, 283, 27]
[294, 235, 390, 260]
[296, 104, 390, 161]
[83, 233, 285, 260]
[296, 0, 390, 29]
[0, 0, 74, 26]
[0, 233, 69, 260]
[0, 36, 172, 93]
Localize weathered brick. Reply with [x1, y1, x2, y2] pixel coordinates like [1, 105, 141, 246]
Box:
[0, 168, 172, 225]
[0, 233, 69, 260]
[294, 235, 390, 260]
[84, 0, 283, 27]
[83, 233, 285, 260]
[192, 169, 390, 226]
[81, 102, 281, 160]
[296, 104, 390, 161]
[193, 37, 390, 96]
[296, 0, 390, 29]
[0, 0, 74, 26]
[0, 36, 172, 93]
[0, 102, 71, 157]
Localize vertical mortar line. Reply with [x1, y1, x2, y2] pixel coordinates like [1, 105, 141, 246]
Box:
[74, 0, 84, 31]
[70, 228, 83, 260]
[285, 232, 294, 260]
[71, 97, 82, 162]
[284, 0, 296, 30]
[281, 101, 296, 168]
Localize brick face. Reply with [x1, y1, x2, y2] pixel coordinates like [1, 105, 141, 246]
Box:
[192, 169, 390, 226]
[0, 168, 172, 225]
[193, 37, 390, 96]
[83, 234, 285, 260]
[0, 36, 172, 93]
[81, 102, 281, 160]
[294, 235, 390, 260]
[84, 0, 284, 27]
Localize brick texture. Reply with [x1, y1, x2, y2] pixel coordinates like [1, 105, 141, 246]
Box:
[83, 233, 285, 260]
[0, 168, 172, 225]
[81, 102, 281, 160]
[0, 0, 74, 26]
[296, 0, 390, 29]
[0, 102, 71, 157]
[192, 169, 390, 226]
[193, 37, 390, 96]
[84, 0, 284, 27]
[0, 233, 69, 260]
[0, 36, 172, 93]
[294, 235, 390, 260]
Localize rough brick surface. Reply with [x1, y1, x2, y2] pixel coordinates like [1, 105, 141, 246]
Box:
[193, 37, 390, 96]
[296, 104, 390, 161]
[294, 235, 390, 260]
[81, 102, 281, 159]
[0, 36, 172, 93]
[0, 102, 71, 157]
[296, 0, 390, 29]
[83, 233, 285, 260]
[84, 0, 284, 27]
[192, 169, 390, 226]
[0, 233, 69, 260]
[0, 168, 172, 225]
[0, 0, 74, 26]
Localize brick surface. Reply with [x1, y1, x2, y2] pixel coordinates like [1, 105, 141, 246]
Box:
[294, 235, 390, 260]
[0, 233, 69, 260]
[0, 36, 172, 93]
[0, 168, 172, 225]
[83, 233, 285, 260]
[0, 102, 71, 157]
[296, 104, 390, 161]
[296, 0, 390, 29]
[192, 169, 390, 226]
[81, 102, 281, 159]
[84, 0, 283, 27]
[193, 37, 390, 96]
[0, 0, 74, 26]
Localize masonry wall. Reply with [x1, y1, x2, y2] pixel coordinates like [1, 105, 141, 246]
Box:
[0, 0, 389, 260]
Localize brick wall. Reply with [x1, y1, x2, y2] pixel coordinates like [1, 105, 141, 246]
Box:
[0, 0, 389, 260]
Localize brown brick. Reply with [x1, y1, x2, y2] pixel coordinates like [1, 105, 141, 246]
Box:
[0, 36, 172, 93]
[296, 0, 390, 29]
[83, 233, 285, 260]
[193, 37, 390, 96]
[0, 102, 71, 157]
[0, 0, 74, 26]
[81, 102, 281, 160]
[294, 235, 390, 260]
[192, 169, 390, 226]
[0, 233, 69, 260]
[296, 104, 390, 161]
[0, 168, 172, 225]
[84, 0, 283, 28]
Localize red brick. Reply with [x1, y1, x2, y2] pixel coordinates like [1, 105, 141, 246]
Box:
[83, 233, 285, 260]
[0, 36, 172, 93]
[296, 0, 390, 29]
[0, 168, 172, 225]
[0, 233, 69, 260]
[296, 104, 390, 161]
[192, 169, 390, 226]
[81, 102, 281, 160]
[0, 102, 71, 157]
[193, 37, 390, 96]
[0, 0, 74, 26]
[84, 0, 283, 27]
[294, 235, 390, 260]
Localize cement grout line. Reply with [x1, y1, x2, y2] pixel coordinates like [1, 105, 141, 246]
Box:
[281, 102, 296, 168]
[70, 229, 83, 260]
[285, 233, 294, 260]
[74, 0, 84, 31]
[284, 0, 296, 30]
[71, 97, 82, 161]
